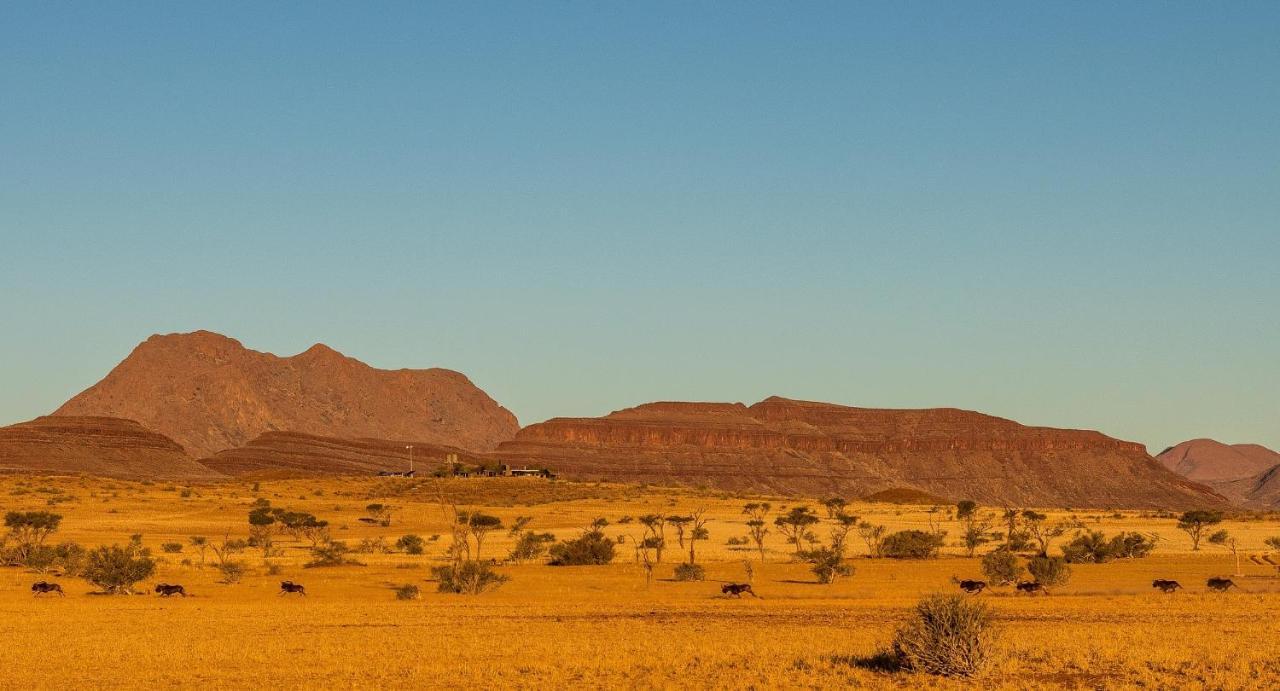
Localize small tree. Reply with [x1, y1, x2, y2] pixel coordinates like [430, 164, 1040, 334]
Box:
[458, 512, 503, 560]
[81, 543, 156, 594]
[774, 507, 820, 556]
[638, 514, 668, 563]
[743, 503, 771, 562]
[1208, 529, 1243, 577]
[668, 515, 692, 549]
[189, 536, 209, 567]
[821, 496, 848, 519]
[955, 500, 978, 521]
[4, 511, 63, 563]
[1026, 555, 1071, 587]
[505, 515, 553, 564]
[980, 549, 1022, 585]
[686, 508, 710, 565]
[858, 521, 887, 557]
[432, 560, 508, 594]
[1021, 511, 1065, 557]
[961, 512, 994, 558]
[1177, 510, 1223, 551]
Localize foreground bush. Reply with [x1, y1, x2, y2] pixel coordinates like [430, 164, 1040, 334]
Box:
[880, 530, 945, 559]
[432, 560, 508, 594]
[801, 548, 854, 584]
[892, 594, 996, 677]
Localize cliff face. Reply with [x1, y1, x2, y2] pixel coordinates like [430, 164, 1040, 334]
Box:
[202, 431, 485, 477]
[495, 397, 1224, 509]
[54, 331, 519, 458]
[0, 416, 221, 481]
[1157, 439, 1280, 507]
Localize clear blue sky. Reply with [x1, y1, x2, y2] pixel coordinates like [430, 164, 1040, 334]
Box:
[2, 3, 1277, 452]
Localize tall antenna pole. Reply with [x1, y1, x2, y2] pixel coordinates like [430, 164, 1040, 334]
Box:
[405, 445, 414, 473]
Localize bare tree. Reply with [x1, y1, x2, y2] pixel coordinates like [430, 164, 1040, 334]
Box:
[743, 503, 771, 562]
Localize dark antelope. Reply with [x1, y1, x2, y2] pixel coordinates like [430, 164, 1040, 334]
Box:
[1015, 580, 1046, 595]
[279, 581, 307, 596]
[721, 583, 758, 598]
[1151, 579, 1181, 593]
[31, 581, 65, 597]
[154, 583, 187, 597]
[1206, 577, 1237, 592]
[955, 579, 987, 594]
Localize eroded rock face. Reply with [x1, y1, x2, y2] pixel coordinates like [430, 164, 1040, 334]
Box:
[201, 431, 484, 477]
[0, 416, 220, 480]
[494, 397, 1224, 509]
[1158, 439, 1280, 507]
[54, 331, 519, 458]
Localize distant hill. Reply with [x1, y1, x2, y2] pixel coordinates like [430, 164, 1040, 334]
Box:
[0, 416, 220, 481]
[1157, 439, 1280, 508]
[54, 331, 519, 458]
[492, 397, 1224, 509]
[202, 430, 486, 477]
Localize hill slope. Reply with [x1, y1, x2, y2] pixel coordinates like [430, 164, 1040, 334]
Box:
[493, 397, 1224, 509]
[54, 331, 519, 458]
[0, 416, 220, 480]
[1157, 439, 1280, 507]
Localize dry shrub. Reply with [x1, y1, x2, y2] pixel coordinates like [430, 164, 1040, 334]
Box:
[892, 594, 996, 677]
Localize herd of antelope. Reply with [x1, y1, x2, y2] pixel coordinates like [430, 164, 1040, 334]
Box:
[952, 575, 1241, 596]
[29, 581, 307, 597]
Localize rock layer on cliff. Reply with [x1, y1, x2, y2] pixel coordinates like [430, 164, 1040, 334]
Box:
[0, 416, 221, 481]
[54, 331, 519, 458]
[493, 397, 1224, 509]
[202, 431, 485, 477]
[1157, 439, 1280, 507]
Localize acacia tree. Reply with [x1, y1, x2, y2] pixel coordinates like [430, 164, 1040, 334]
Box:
[638, 514, 668, 563]
[1208, 529, 1243, 577]
[961, 511, 995, 557]
[668, 515, 692, 549]
[775, 507, 820, 556]
[1177, 510, 1224, 551]
[743, 503, 771, 562]
[1021, 510, 1065, 557]
[821, 497, 848, 519]
[459, 512, 503, 560]
[189, 536, 209, 567]
[955, 500, 978, 521]
[686, 509, 710, 565]
[4, 511, 63, 563]
[365, 504, 393, 526]
[857, 521, 887, 557]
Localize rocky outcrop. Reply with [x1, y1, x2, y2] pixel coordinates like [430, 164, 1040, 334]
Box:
[202, 431, 485, 477]
[493, 397, 1225, 509]
[0, 416, 221, 480]
[54, 331, 519, 458]
[1157, 439, 1280, 507]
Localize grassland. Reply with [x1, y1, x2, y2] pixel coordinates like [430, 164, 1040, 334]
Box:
[1, 474, 1278, 689]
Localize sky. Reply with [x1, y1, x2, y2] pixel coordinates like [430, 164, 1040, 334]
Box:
[1, 3, 1277, 452]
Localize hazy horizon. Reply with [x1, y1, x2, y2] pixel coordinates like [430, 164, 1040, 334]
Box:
[3, 4, 1277, 452]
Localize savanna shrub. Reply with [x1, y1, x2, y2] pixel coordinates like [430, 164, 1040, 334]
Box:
[81, 544, 157, 594]
[880, 530, 946, 559]
[395, 584, 421, 600]
[673, 562, 706, 581]
[801, 548, 854, 584]
[396, 534, 426, 555]
[161, 542, 183, 553]
[892, 594, 997, 677]
[980, 549, 1022, 585]
[547, 529, 616, 566]
[432, 560, 508, 594]
[1026, 555, 1071, 586]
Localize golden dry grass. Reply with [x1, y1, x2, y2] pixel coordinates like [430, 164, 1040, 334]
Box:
[1, 474, 1278, 689]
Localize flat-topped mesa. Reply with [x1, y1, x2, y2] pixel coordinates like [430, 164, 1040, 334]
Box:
[202, 430, 485, 477]
[54, 330, 520, 458]
[0, 416, 220, 480]
[496, 396, 1225, 509]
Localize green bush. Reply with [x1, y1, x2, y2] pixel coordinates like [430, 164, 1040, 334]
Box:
[980, 549, 1022, 585]
[880, 530, 946, 559]
[547, 529, 616, 566]
[1026, 555, 1071, 587]
[305, 540, 362, 568]
[892, 594, 997, 677]
[801, 548, 855, 584]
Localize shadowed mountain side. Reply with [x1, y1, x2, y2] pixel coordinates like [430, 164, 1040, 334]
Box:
[0, 416, 221, 481]
[492, 397, 1225, 509]
[54, 330, 519, 458]
[201, 431, 486, 477]
[1157, 439, 1280, 508]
